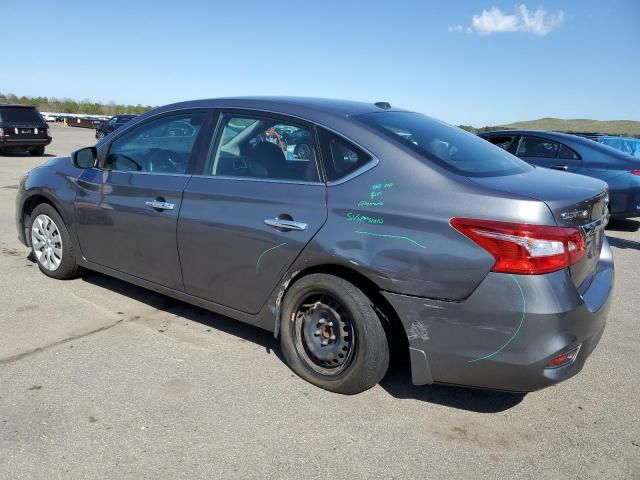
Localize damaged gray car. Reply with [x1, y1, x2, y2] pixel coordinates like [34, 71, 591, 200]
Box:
[16, 97, 613, 394]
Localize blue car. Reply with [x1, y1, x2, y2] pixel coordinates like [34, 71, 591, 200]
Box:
[480, 130, 640, 218]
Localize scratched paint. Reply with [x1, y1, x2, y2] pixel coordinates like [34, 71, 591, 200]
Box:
[468, 274, 526, 363]
[408, 321, 430, 340]
[354, 230, 427, 249]
[255, 242, 287, 274]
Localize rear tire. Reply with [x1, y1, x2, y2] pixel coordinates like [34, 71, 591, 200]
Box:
[29, 203, 81, 279]
[29, 146, 45, 156]
[279, 274, 389, 394]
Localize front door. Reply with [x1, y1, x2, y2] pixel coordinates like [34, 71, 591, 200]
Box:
[74, 110, 209, 290]
[178, 112, 327, 314]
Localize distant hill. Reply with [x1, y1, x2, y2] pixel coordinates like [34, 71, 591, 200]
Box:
[483, 118, 640, 137]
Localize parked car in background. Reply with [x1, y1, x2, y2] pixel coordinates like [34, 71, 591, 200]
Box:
[480, 130, 640, 219]
[0, 104, 51, 156]
[593, 136, 640, 158]
[16, 98, 612, 394]
[95, 114, 137, 139]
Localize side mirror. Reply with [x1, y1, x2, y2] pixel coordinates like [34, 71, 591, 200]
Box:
[72, 146, 97, 169]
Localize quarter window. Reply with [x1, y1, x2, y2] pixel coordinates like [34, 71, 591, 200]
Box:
[516, 137, 561, 158]
[106, 112, 205, 173]
[208, 115, 319, 182]
[559, 144, 581, 160]
[317, 128, 372, 181]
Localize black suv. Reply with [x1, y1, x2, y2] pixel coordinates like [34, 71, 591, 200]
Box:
[95, 114, 137, 139]
[0, 104, 51, 156]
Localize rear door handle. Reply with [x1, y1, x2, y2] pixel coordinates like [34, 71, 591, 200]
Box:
[264, 218, 307, 231]
[550, 165, 568, 171]
[145, 200, 175, 210]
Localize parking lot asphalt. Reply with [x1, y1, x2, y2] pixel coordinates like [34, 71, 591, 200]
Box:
[1, 124, 639, 479]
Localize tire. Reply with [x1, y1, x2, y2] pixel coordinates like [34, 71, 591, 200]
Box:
[29, 146, 45, 156]
[96, 130, 105, 140]
[279, 274, 389, 394]
[29, 203, 81, 279]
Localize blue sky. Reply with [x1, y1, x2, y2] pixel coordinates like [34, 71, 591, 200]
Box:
[1, 1, 638, 126]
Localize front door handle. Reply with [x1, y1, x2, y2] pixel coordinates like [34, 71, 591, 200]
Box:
[145, 200, 175, 210]
[264, 218, 307, 231]
[550, 165, 568, 171]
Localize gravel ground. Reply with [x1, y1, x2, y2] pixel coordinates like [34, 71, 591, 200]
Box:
[1, 124, 638, 479]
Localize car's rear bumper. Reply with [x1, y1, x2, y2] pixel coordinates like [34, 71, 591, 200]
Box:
[384, 237, 614, 392]
[0, 136, 51, 149]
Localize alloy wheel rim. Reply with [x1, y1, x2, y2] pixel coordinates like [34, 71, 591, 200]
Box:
[31, 214, 63, 271]
[292, 293, 355, 376]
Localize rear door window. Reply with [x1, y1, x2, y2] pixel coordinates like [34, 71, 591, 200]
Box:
[356, 112, 531, 177]
[208, 114, 320, 182]
[516, 137, 560, 158]
[558, 144, 581, 160]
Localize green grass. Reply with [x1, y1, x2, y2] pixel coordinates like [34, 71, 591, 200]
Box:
[490, 117, 640, 136]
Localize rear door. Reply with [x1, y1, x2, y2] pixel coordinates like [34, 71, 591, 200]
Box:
[178, 110, 327, 314]
[75, 110, 212, 290]
[516, 135, 582, 173]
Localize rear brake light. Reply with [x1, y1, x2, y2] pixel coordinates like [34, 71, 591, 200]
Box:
[450, 218, 586, 274]
[630, 169, 640, 176]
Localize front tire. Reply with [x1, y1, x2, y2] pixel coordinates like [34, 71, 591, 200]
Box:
[96, 130, 105, 140]
[29, 203, 80, 279]
[280, 274, 389, 394]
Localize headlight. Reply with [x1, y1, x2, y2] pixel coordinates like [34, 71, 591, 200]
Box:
[0, 127, 4, 137]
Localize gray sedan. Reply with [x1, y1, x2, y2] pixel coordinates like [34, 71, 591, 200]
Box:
[16, 98, 613, 394]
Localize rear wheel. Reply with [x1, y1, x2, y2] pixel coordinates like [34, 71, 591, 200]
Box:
[29, 146, 45, 156]
[280, 274, 389, 394]
[29, 203, 80, 279]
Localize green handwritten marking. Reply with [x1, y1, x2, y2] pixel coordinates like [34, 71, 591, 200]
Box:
[347, 213, 384, 224]
[372, 183, 382, 190]
[358, 200, 384, 207]
[354, 230, 427, 249]
[468, 274, 525, 363]
[256, 242, 287, 274]
[384, 182, 394, 189]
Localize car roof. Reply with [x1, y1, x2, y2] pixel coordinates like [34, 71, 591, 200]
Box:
[0, 103, 38, 109]
[152, 97, 410, 122]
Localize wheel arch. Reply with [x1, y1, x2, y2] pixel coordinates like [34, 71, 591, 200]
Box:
[276, 263, 409, 361]
[21, 193, 65, 247]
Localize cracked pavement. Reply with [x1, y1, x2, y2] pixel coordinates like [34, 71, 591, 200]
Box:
[1, 125, 639, 479]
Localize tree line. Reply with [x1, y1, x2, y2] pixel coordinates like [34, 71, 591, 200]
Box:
[0, 92, 155, 116]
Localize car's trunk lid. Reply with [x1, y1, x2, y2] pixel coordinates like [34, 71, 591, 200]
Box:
[469, 167, 609, 291]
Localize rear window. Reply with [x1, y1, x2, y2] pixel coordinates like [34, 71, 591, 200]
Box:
[0, 106, 43, 123]
[356, 112, 532, 177]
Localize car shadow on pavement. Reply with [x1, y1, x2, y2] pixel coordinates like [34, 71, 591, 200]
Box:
[379, 358, 525, 413]
[0, 152, 56, 158]
[607, 237, 640, 251]
[79, 270, 525, 412]
[606, 218, 640, 232]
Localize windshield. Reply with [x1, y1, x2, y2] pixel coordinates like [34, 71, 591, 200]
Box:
[356, 111, 533, 177]
[0, 107, 43, 123]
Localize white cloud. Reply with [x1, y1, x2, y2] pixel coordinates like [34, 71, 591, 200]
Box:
[450, 4, 565, 36]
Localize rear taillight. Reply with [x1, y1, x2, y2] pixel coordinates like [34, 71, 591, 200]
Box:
[0, 127, 4, 137]
[450, 218, 586, 275]
[630, 169, 640, 176]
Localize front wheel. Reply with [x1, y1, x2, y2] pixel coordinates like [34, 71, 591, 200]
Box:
[96, 130, 105, 140]
[29, 203, 81, 279]
[279, 274, 389, 394]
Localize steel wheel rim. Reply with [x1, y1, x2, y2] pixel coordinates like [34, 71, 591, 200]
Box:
[292, 292, 355, 376]
[31, 214, 63, 271]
